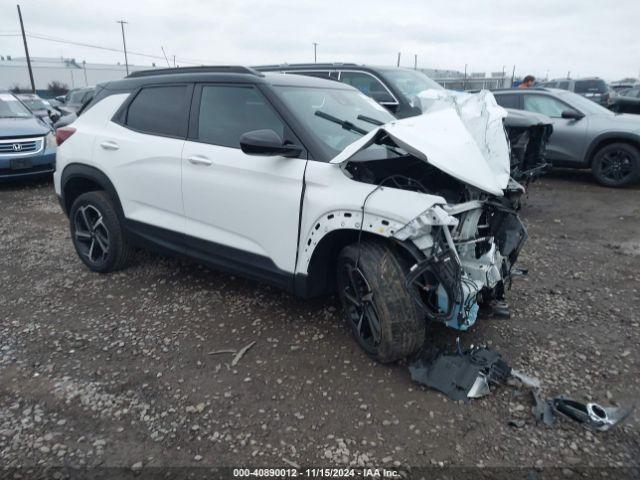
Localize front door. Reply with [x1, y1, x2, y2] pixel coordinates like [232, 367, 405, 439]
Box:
[522, 93, 588, 164]
[181, 83, 307, 288]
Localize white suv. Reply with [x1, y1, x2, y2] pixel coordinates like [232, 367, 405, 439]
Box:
[54, 66, 527, 363]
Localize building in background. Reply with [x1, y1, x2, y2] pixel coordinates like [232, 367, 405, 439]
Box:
[1, 56, 512, 95]
[0, 56, 159, 96]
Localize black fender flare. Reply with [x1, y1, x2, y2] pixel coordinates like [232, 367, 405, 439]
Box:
[60, 163, 124, 218]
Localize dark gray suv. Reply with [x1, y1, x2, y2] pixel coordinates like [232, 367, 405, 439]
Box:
[493, 87, 640, 187]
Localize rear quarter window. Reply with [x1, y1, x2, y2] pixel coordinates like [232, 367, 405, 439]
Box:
[124, 85, 191, 138]
[574, 80, 607, 93]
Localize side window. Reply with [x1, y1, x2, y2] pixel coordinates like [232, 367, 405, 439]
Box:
[196, 85, 285, 149]
[494, 94, 520, 109]
[523, 94, 572, 118]
[626, 87, 640, 98]
[125, 85, 191, 137]
[339, 71, 395, 103]
[557, 81, 570, 90]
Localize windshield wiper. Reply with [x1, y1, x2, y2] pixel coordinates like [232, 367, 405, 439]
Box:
[314, 110, 368, 135]
[356, 114, 385, 126]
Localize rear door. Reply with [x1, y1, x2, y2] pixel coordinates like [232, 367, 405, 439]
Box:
[91, 84, 192, 232]
[181, 83, 307, 287]
[522, 93, 588, 164]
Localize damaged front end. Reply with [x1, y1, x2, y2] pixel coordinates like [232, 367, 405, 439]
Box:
[396, 195, 527, 330]
[333, 89, 528, 331]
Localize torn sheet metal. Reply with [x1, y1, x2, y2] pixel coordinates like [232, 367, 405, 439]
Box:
[330, 91, 510, 196]
[415, 89, 511, 189]
[409, 346, 511, 401]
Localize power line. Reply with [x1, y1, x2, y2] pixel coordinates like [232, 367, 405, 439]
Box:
[13, 31, 213, 66]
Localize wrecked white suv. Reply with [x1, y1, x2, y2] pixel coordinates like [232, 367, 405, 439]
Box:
[54, 67, 527, 363]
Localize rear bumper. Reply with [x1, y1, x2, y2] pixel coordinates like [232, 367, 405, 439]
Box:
[0, 152, 56, 181]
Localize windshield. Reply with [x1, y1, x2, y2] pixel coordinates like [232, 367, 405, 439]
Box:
[556, 90, 614, 115]
[20, 98, 47, 110]
[274, 85, 398, 159]
[574, 79, 607, 94]
[0, 93, 33, 118]
[379, 68, 443, 97]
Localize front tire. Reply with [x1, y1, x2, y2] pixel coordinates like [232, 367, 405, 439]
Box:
[69, 191, 132, 273]
[591, 143, 640, 187]
[337, 240, 425, 363]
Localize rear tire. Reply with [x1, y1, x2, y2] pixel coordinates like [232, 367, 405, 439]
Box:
[337, 240, 425, 363]
[591, 143, 640, 187]
[69, 191, 132, 273]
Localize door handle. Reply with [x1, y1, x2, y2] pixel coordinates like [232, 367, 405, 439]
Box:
[100, 140, 119, 150]
[187, 155, 213, 166]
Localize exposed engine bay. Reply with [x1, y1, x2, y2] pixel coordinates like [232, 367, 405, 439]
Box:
[344, 155, 527, 330]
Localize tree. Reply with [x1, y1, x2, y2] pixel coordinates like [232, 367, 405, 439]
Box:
[47, 81, 69, 96]
[9, 84, 30, 94]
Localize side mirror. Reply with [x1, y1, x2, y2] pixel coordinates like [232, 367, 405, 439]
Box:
[49, 111, 61, 123]
[239, 129, 302, 158]
[561, 110, 584, 120]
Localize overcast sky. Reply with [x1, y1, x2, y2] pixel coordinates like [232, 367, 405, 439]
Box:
[1, 0, 639, 81]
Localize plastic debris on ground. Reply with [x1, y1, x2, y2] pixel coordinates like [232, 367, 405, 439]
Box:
[409, 344, 634, 431]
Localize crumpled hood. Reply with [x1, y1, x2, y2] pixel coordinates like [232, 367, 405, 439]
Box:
[331, 89, 510, 196]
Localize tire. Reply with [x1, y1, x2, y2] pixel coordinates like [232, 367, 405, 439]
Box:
[591, 142, 640, 187]
[69, 190, 132, 273]
[337, 240, 425, 363]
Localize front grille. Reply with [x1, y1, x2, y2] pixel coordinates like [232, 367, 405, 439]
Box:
[0, 137, 45, 156]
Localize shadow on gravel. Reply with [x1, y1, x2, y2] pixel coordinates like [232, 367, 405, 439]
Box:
[0, 174, 53, 191]
[544, 167, 640, 190]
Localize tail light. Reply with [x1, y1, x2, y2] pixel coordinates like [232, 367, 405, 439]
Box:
[55, 127, 76, 146]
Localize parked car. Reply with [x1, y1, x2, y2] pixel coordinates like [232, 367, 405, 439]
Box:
[54, 66, 527, 362]
[15, 93, 62, 125]
[0, 91, 57, 181]
[539, 77, 613, 107]
[609, 85, 640, 115]
[493, 87, 640, 187]
[256, 63, 552, 182]
[62, 87, 95, 114]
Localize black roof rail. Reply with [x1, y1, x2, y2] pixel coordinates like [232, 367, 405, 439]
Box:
[126, 66, 264, 78]
[254, 62, 359, 69]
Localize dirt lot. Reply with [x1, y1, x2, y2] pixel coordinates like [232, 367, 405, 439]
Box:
[1, 171, 639, 478]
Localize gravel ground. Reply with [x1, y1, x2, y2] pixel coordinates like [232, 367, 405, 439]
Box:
[0, 171, 638, 478]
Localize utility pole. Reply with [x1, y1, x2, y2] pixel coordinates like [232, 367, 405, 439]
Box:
[313, 42, 318, 63]
[414, 54, 417, 70]
[173, 55, 176, 68]
[161, 46, 170, 67]
[511, 65, 516, 87]
[396, 52, 401, 67]
[117, 20, 129, 75]
[501, 65, 506, 88]
[82, 60, 88, 86]
[17, 4, 36, 93]
[463, 64, 468, 89]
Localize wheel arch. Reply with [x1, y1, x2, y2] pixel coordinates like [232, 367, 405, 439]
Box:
[586, 133, 640, 165]
[60, 163, 124, 218]
[294, 227, 424, 299]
